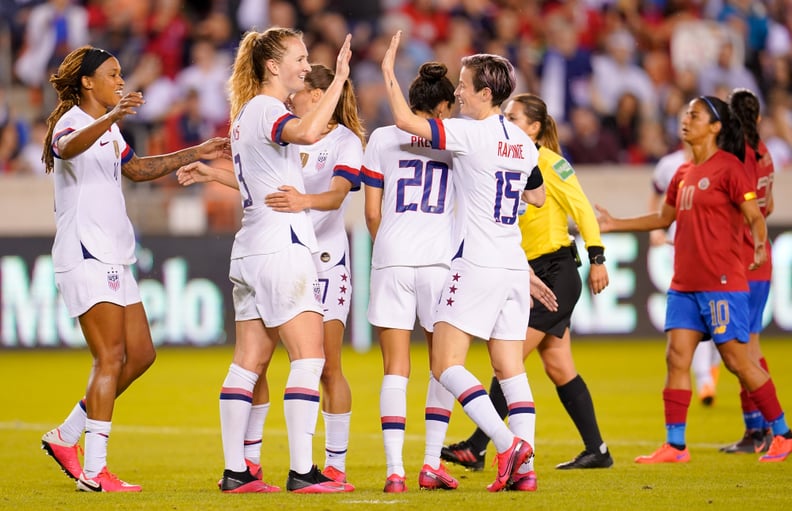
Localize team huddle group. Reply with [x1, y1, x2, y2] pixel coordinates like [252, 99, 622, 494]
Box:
[37, 26, 791, 494]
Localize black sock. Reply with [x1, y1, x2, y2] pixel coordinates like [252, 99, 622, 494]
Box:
[556, 374, 605, 453]
[467, 376, 509, 452]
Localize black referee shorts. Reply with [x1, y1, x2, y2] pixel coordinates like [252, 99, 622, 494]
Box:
[528, 245, 583, 338]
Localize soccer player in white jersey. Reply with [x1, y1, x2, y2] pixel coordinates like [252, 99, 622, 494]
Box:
[178, 62, 364, 489]
[218, 28, 354, 494]
[362, 62, 458, 493]
[267, 64, 363, 486]
[381, 31, 545, 492]
[39, 46, 228, 493]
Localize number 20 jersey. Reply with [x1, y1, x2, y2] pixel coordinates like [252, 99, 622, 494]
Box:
[362, 125, 455, 269]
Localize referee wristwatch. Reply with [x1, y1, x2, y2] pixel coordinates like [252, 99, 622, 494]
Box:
[588, 246, 606, 265]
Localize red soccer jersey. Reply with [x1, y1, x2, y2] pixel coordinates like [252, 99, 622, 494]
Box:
[742, 140, 774, 282]
[665, 150, 756, 292]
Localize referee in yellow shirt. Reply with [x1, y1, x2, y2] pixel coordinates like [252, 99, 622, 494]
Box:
[442, 93, 613, 472]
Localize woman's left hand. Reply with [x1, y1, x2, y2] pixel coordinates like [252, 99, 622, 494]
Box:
[265, 185, 310, 212]
[530, 271, 558, 312]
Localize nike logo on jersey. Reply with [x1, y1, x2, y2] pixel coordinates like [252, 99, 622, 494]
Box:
[100, 140, 110, 146]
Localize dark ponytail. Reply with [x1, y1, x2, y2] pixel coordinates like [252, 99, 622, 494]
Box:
[727, 88, 761, 161]
[698, 96, 745, 163]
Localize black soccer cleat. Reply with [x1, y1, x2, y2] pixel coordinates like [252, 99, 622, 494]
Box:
[719, 429, 773, 454]
[555, 450, 614, 469]
[441, 440, 486, 471]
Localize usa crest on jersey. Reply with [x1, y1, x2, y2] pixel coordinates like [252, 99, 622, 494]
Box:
[315, 151, 329, 171]
[107, 268, 120, 291]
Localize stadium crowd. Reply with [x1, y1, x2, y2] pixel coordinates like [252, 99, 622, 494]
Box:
[1, 0, 791, 215]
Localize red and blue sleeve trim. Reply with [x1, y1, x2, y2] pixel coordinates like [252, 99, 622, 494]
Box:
[51, 128, 75, 159]
[428, 118, 446, 150]
[271, 113, 297, 146]
[333, 165, 361, 191]
[360, 165, 384, 188]
[120, 144, 134, 164]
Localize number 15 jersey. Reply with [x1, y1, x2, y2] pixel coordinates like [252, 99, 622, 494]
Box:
[428, 114, 539, 270]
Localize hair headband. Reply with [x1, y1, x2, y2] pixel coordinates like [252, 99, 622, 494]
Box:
[79, 48, 113, 78]
[699, 96, 721, 122]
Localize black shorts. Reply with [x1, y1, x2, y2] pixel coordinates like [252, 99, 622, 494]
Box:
[528, 245, 582, 338]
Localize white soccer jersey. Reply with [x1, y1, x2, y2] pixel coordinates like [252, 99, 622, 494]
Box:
[230, 94, 317, 259]
[652, 149, 686, 195]
[652, 148, 687, 244]
[362, 125, 455, 268]
[299, 124, 362, 271]
[428, 114, 539, 270]
[51, 106, 136, 272]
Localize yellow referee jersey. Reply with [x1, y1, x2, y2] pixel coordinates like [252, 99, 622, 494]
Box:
[519, 146, 603, 261]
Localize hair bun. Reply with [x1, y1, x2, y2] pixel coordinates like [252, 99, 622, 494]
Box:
[418, 62, 448, 82]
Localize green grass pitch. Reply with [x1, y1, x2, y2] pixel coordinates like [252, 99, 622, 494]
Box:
[1, 338, 791, 510]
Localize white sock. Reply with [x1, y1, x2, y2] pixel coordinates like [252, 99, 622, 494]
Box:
[439, 365, 513, 453]
[284, 358, 324, 474]
[322, 411, 351, 472]
[244, 403, 270, 465]
[219, 363, 258, 472]
[380, 374, 408, 477]
[83, 419, 111, 478]
[59, 398, 87, 445]
[499, 373, 536, 472]
[424, 374, 454, 469]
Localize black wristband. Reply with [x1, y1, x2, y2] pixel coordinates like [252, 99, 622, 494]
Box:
[588, 246, 605, 264]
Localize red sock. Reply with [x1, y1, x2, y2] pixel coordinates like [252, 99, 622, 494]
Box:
[663, 388, 692, 426]
[748, 379, 783, 424]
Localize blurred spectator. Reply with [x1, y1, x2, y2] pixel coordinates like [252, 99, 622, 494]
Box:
[0, 86, 27, 173]
[448, 0, 498, 53]
[396, 0, 450, 47]
[86, 0, 147, 73]
[542, 0, 605, 52]
[602, 92, 642, 160]
[123, 52, 180, 154]
[628, 119, 670, 164]
[538, 16, 593, 123]
[659, 85, 688, 148]
[591, 28, 658, 120]
[14, 116, 47, 176]
[716, 0, 769, 79]
[144, 0, 190, 79]
[270, 0, 297, 28]
[764, 88, 792, 171]
[697, 34, 763, 106]
[564, 106, 621, 165]
[175, 38, 232, 135]
[14, 0, 88, 108]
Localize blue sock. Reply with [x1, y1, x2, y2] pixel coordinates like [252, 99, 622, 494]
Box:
[769, 413, 790, 437]
[743, 410, 764, 431]
[666, 423, 686, 447]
